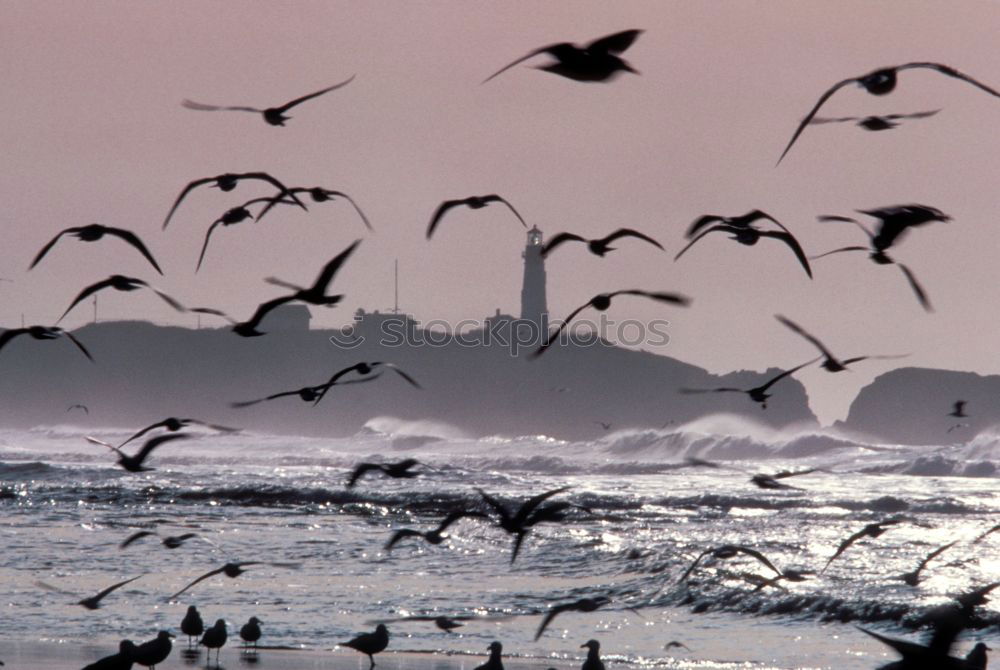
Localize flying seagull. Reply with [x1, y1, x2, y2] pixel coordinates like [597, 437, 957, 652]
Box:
[182, 75, 355, 126]
[384, 510, 490, 551]
[366, 614, 509, 633]
[776, 314, 906, 372]
[679, 357, 819, 409]
[119, 530, 206, 550]
[162, 171, 306, 229]
[0, 326, 93, 362]
[57, 275, 185, 324]
[348, 458, 427, 488]
[777, 62, 1000, 164]
[483, 29, 642, 83]
[674, 210, 812, 278]
[426, 195, 526, 239]
[808, 109, 940, 131]
[255, 186, 373, 230]
[476, 486, 572, 563]
[676, 544, 782, 583]
[750, 468, 820, 490]
[899, 541, 958, 586]
[30, 224, 163, 274]
[168, 561, 300, 600]
[822, 519, 903, 572]
[949, 401, 968, 418]
[36, 574, 143, 610]
[542, 228, 663, 258]
[87, 433, 191, 473]
[67, 404, 89, 414]
[313, 361, 421, 405]
[534, 290, 690, 357]
[231, 371, 380, 408]
[534, 596, 611, 640]
[118, 417, 238, 449]
[196, 195, 300, 271]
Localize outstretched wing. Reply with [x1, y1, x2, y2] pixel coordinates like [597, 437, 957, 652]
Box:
[756, 357, 820, 393]
[347, 462, 381, 488]
[29, 229, 76, 270]
[897, 263, 932, 312]
[383, 364, 422, 389]
[196, 221, 222, 273]
[678, 387, 744, 394]
[482, 44, 568, 84]
[181, 99, 263, 113]
[533, 300, 593, 357]
[676, 548, 713, 583]
[513, 486, 571, 525]
[774, 315, 836, 360]
[132, 433, 191, 467]
[673, 225, 736, 261]
[118, 420, 170, 449]
[88, 574, 143, 606]
[162, 176, 215, 229]
[758, 230, 812, 278]
[120, 530, 157, 549]
[320, 190, 374, 231]
[482, 195, 527, 227]
[776, 75, 859, 165]
[609, 290, 691, 307]
[237, 296, 296, 333]
[168, 566, 226, 600]
[148, 286, 186, 312]
[276, 75, 356, 112]
[603, 228, 663, 250]
[534, 602, 573, 640]
[587, 29, 643, 54]
[384, 528, 423, 551]
[435, 510, 490, 533]
[810, 245, 869, 260]
[541, 232, 587, 258]
[309, 240, 362, 294]
[899, 62, 1000, 100]
[58, 278, 117, 323]
[916, 540, 957, 572]
[734, 546, 781, 576]
[104, 227, 164, 275]
[426, 199, 465, 238]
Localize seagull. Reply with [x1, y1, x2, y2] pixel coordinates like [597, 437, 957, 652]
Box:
[535, 596, 610, 640]
[30, 224, 163, 274]
[118, 417, 238, 449]
[899, 541, 958, 586]
[255, 186, 373, 230]
[182, 76, 355, 126]
[677, 545, 782, 583]
[239, 617, 262, 650]
[181, 606, 204, 648]
[119, 530, 204, 550]
[348, 458, 426, 488]
[679, 357, 819, 409]
[384, 510, 490, 551]
[367, 613, 513, 631]
[476, 486, 571, 563]
[777, 62, 1000, 164]
[949, 401, 968, 418]
[475, 641, 504, 670]
[199, 619, 227, 668]
[750, 468, 819, 490]
[858, 624, 986, 670]
[196, 195, 300, 271]
[57, 275, 185, 324]
[341, 624, 389, 669]
[808, 109, 941, 131]
[776, 314, 906, 372]
[664, 641, 692, 652]
[313, 361, 422, 405]
[541, 228, 663, 258]
[169, 561, 300, 600]
[818, 204, 950, 254]
[483, 29, 642, 83]
[232, 371, 381, 408]
[0, 326, 93, 361]
[82, 640, 138, 670]
[534, 290, 690, 356]
[67, 404, 89, 414]
[580, 640, 605, 670]
[87, 433, 190, 472]
[133, 630, 174, 670]
[594, 421, 612, 431]
[674, 210, 812, 278]
[162, 171, 307, 230]
[822, 519, 903, 572]
[426, 195, 526, 239]
[36, 574, 143, 610]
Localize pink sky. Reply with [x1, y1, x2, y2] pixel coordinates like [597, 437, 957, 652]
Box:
[2, 1, 1000, 423]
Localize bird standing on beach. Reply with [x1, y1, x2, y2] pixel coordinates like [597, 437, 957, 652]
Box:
[541, 228, 663, 258]
[29, 224, 163, 274]
[182, 76, 355, 126]
[426, 195, 526, 239]
[240, 617, 262, 650]
[475, 641, 505, 670]
[341, 624, 389, 669]
[199, 619, 227, 668]
[483, 29, 642, 83]
[133, 630, 174, 670]
[580, 640, 605, 670]
[181, 606, 204, 648]
[82, 640, 137, 670]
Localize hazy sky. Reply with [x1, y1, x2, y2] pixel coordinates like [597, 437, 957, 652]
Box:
[3, 1, 1000, 424]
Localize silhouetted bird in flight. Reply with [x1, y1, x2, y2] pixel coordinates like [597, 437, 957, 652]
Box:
[348, 458, 426, 488]
[199, 619, 228, 667]
[949, 401, 968, 418]
[87, 433, 190, 473]
[822, 518, 903, 572]
[133, 630, 174, 669]
[180, 606, 204, 648]
[677, 544, 782, 583]
[476, 486, 571, 563]
[777, 62, 1000, 164]
[341, 624, 389, 669]
[679, 357, 819, 409]
[750, 468, 819, 490]
[162, 172, 306, 229]
[542, 228, 663, 258]
[196, 195, 299, 271]
[30, 224, 163, 274]
[36, 574, 143, 610]
[182, 75, 355, 126]
[240, 617, 262, 649]
[534, 596, 610, 640]
[809, 109, 940, 131]
[674, 209, 812, 278]
[594, 421, 612, 431]
[776, 314, 906, 372]
[313, 361, 422, 406]
[119, 530, 203, 550]
[483, 29, 642, 83]
[118, 417, 238, 449]
[534, 290, 690, 356]
[0, 326, 93, 361]
[67, 404, 89, 414]
[580, 639, 605, 670]
[426, 195, 526, 239]
[57, 275, 185, 324]
[256, 186, 373, 230]
[368, 613, 512, 632]
[858, 623, 988, 670]
[385, 510, 489, 551]
[169, 561, 300, 600]
[475, 641, 504, 670]
[664, 641, 692, 652]
[82, 640, 137, 670]
[899, 541, 957, 586]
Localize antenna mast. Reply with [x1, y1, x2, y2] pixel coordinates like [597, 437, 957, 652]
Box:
[393, 259, 399, 314]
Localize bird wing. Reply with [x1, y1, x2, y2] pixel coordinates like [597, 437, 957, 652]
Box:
[120, 530, 157, 549]
[89, 574, 143, 605]
[425, 200, 465, 238]
[673, 224, 736, 261]
[119, 420, 170, 449]
[898, 62, 1000, 100]
[513, 486, 571, 525]
[56, 330, 93, 362]
[734, 546, 782, 576]
[239, 172, 309, 210]
[181, 99, 263, 113]
[774, 315, 836, 360]
[230, 388, 305, 409]
[104, 227, 164, 275]
[482, 44, 567, 83]
[384, 529, 423, 551]
[275, 75, 356, 112]
[237, 296, 296, 333]
[195, 221, 222, 273]
[132, 433, 191, 466]
[776, 75, 859, 165]
[534, 602, 573, 640]
[817, 214, 874, 239]
[187, 419, 240, 433]
[149, 286, 186, 312]
[541, 232, 587, 258]
[808, 115, 862, 124]
[756, 357, 821, 393]
[771, 468, 819, 480]
[384, 364, 422, 389]
[897, 263, 932, 312]
[169, 566, 226, 600]
[58, 277, 117, 323]
[162, 176, 215, 229]
[435, 510, 490, 533]
[856, 626, 931, 660]
[916, 541, 958, 572]
[823, 528, 870, 571]
[533, 302, 590, 357]
[676, 548, 713, 582]
[320, 190, 374, 231]
[190, 307, 238, 325]
[28, 229, 76, 270]
[347, 463, 381, 488]
[758, 230, 813, 278]
[481, 195, 527, 227]
[685, 215, 726, 237]
[587, 29, 643, 54]
[610, 290, 692, 307]
[309, 239, 362, 294]
[885, 109, 941, 120]
[474, 487, 511, 523]
[810, 245, 870, 260]
[603, 228, 663, 250]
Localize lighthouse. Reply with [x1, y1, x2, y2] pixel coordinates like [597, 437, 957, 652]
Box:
[520, 226, 548, 337]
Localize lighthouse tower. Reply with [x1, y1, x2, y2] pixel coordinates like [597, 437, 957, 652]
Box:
[520, 226, 548, 336]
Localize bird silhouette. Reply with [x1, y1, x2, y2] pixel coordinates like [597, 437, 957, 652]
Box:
[534, 596, 610, 640]
[580, 640, 605, 670]
[239, 617, 262, 650]
[476, 486, 571, 563]
[674, 210, 812, 278]
[199, 619, 228, 667]
[341, 624, 389, 669]
[256, 186, 373, 230]
[384, 510, 490, 551]
[30, 224, 163, 274]
[87, 433, 190, 472]
[483, 29, 642, 83]
[0, 326, 93, 361]
[776, 314, 906, 372]
[750, 468, 819, 490]
[313, 361, 421, 405]
[133, 630, 174, 670]
[679, 357, 819, 409]
[426, 195, 526, 239]
[82, 640, 137, 670]
[119, 530, 204, 550]
[182, 76, 355, 126]
[677, 545, 782, 583]
[169, 561, 300, 600]
[162, 172, 306, 230]
[118, 417, 238, 449]
[196, 195, 299, 272]
[57, 275, 185, 324]
[777, 62, 1000, 164]
[541, 228, 663, 258]
[36, 574, 143, 609]
[475, 641, 504, 670]
[347, 458, 426, 488]
[67, 404, 89, 414]
[899, 541, 958, 586]
[180, 606, 204, 648]
[534, 290, 690, 357]
[231, 371, 381, 408]
[822, 519, 903, 572]
[808, 109, 941, 131]
[949, 401, 968, 418]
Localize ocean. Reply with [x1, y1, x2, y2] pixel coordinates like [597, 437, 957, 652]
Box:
[1, 415, 997, 669]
